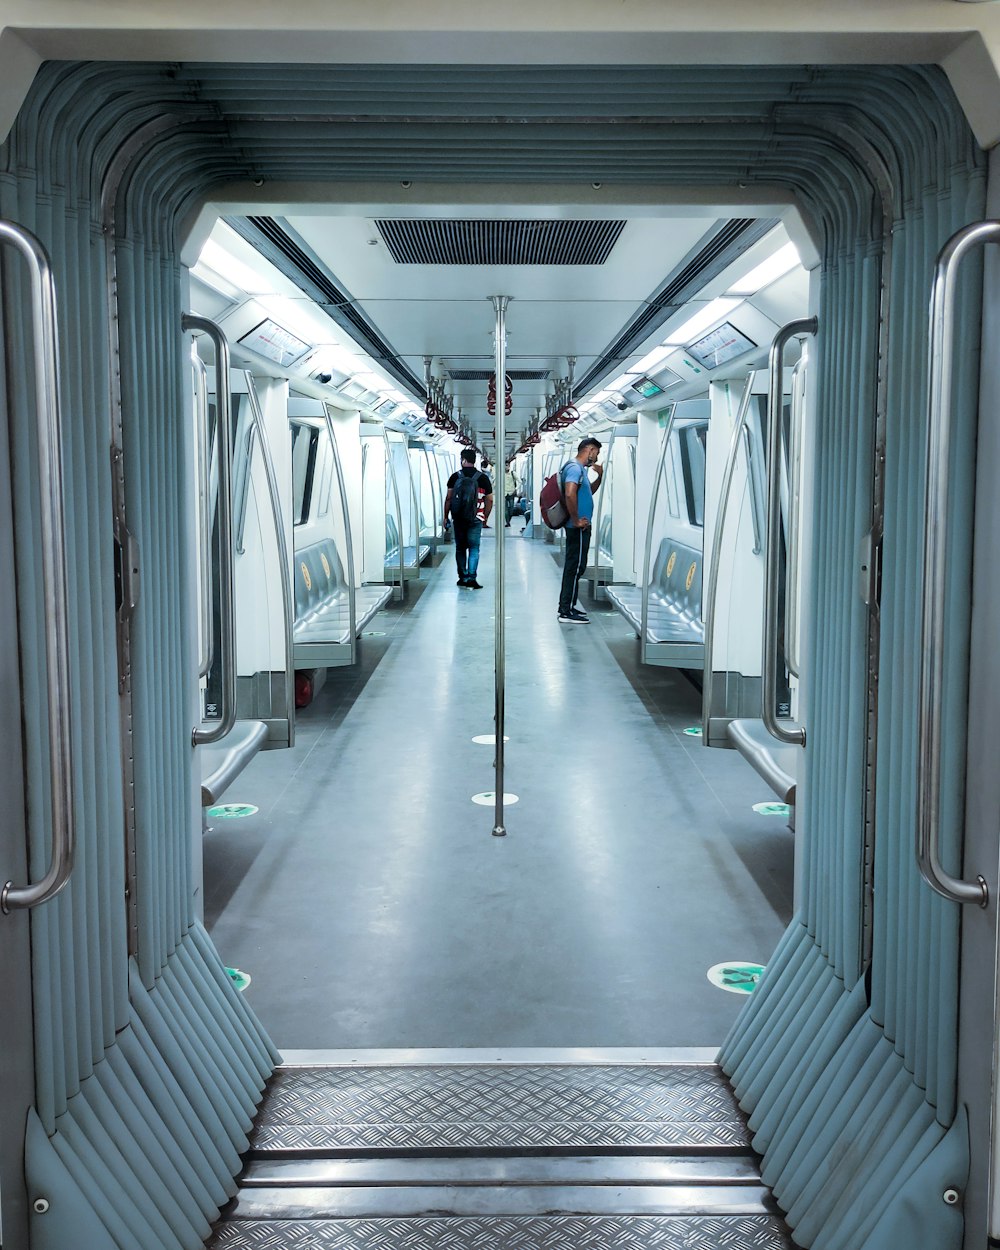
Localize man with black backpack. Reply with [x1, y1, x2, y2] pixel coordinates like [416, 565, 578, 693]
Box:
[444, 449, 494, 588]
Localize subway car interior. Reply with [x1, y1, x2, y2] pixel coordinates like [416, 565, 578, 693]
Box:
[3, 6, 1000, 1250]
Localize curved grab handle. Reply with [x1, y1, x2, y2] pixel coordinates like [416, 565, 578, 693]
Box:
[918, 222, 997, 907]
[1, 222, 75, 912]
[183, 314, 236, 746]
[762, 317, 817, 748]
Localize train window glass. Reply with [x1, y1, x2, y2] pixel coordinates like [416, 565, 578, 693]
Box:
[290, 422, 319, 525]
[679, 424, 707, 528]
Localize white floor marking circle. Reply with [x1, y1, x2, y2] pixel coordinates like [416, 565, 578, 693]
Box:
[472, 734, 510, 745]
[471, 792, 519, 806]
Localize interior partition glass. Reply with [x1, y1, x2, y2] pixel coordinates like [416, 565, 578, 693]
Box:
[232, 374, 294, 742]
[702, 380, 769, 742]
[384, 430, 416, 584]
[411, 443, 439, 544]
[288, 399, 356, 666]
[640, 407, 708, 668]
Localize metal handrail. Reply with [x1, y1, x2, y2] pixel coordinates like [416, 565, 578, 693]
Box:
[785, 348, 809, 680]
[762, 317, 817, 748]
[383, 428, 406, 597]
[701, 375, 755, 744]
[323, 409, 358, 666]
[192, 348, 214, 679]
[491, 295, 510, 837]
[185, 314, 237, 747]
[0, 222, 75, 913]
[742, 425, 763, 556]
[918, 222, 994, 907]
[244, 373, 296, 737]
[640, 407, 677, 665]
[235, 424, 256, 556]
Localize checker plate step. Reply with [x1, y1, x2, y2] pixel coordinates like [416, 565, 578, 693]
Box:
[208, 1213, 792, 1249]
[250, 1064, 750, 1154]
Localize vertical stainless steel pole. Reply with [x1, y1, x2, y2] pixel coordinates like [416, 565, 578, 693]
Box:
[762, 318, 815, 748]
[491, 296, 509, 836]
[185, 314, 237, 747]
[0, 221, 75, 912]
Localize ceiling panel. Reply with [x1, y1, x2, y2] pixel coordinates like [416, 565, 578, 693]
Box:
[285, 210, 720, 431]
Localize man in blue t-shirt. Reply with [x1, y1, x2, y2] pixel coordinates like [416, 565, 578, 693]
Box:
[558, 436, 603, 623]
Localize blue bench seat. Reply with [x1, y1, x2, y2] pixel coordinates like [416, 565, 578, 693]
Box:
[384, 513, 431, 580]
[294, 538, 392, 666]
[607, 538, 704, 668]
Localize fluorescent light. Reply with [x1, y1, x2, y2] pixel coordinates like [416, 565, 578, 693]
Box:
[354, 370, 392, 392]
[663, 298, 742, 345]
[196, 239, 273, 296]
[726, 242, 801, 296]
[607, 373, 633, 391]
[630, 344, 676, 375]
[307, 344, 364, 377]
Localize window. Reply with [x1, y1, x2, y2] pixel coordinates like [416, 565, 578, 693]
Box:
[290, 422, 319, 524]
[679, 423, 707, 528]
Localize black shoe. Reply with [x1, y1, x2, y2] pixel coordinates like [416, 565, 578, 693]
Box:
[569, 607, 590, 622]
[457, 577, 469, 586]
[558, 611, 586, 624]
[468, 579, 483, 590]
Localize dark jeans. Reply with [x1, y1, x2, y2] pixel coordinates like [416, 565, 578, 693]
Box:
[454, 520, 483, 580]
[559, 523, 591, 614]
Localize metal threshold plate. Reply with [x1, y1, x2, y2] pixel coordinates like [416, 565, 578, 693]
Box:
[242, 1155, 762, 1188]
[227, 1184, 776, 1220]
[250, 1064, 751, 1154]
[209, 1212, 793, 1249]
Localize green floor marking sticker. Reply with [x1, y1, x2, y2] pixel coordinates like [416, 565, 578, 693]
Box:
[225, 967, 252, 992]
[363, 631, 387, 637]
[707, 962, 765, 995]
[683, 726, 702, 737]
[206, 803, 258, 820]
[752, 802, 791, 818]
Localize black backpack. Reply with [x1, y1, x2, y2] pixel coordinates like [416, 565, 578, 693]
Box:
[451, 471, 480, 523]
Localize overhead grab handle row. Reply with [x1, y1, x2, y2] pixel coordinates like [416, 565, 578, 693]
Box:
[1, 221, 75, 912]
[183, 313, 237, 747]
[762, 317, 816, 749]
[918, 223, 994, 908]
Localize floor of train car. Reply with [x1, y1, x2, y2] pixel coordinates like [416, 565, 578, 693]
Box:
[203, 524, 794, 1050]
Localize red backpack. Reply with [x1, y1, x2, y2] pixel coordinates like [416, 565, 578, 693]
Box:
[539, 467, 568, 529]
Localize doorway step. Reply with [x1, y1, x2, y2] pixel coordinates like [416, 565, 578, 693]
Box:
[207, 1050, 792, 1248]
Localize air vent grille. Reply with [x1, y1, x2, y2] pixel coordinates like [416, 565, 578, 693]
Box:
[375, 219, 625, 265]
[447, 369, 551, 381]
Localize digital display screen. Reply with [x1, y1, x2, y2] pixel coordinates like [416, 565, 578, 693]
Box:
[629, 376, 664, 399]
[686, 322, 756, 369]
[238, 319, 311, 367]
